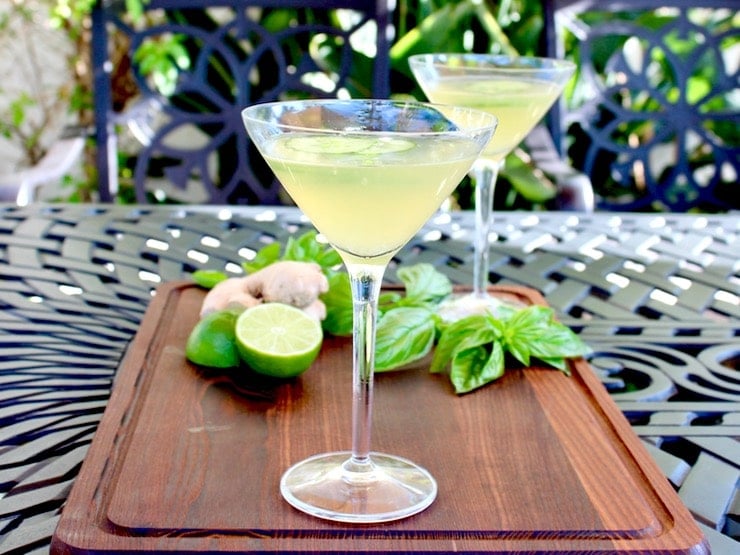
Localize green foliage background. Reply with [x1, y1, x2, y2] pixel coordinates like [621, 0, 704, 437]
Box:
[3, 2, 733, 210]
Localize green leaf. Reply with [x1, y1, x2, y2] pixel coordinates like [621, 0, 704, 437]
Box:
[168, 41, 191, 71]
[529, 326, 590, 359]
[283, 231, 319, 261]
[536, 356, 571, 375]
[506, 339, 532, 367]
[431, 315, 495, 373]
[192, 269, 227, 289]
[375, 307, 436, 371]
[502, 305, 589, 368]
[282, 231, 342, 273]
[242, 241, 281, 274]
[515, 307, 579, 343]
[125, 0, 147, 23]
[450, 341, 505, 394]
[314, 247, 343, 273]
[503, 154, 556, 203]
[390, 2, 476, 75]
[321, 272, 353, 336]
[378, 290, 403, 309]
[396, 263, 452, 306]
[10, 94, 34, 127]
[503, 306, 555, 345]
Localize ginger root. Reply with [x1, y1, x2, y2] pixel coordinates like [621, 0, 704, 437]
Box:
[200, 261, 329, 320]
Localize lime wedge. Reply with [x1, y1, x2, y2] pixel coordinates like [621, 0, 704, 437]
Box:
[285, 135, 415, 155]
[235, 303, 323, 378]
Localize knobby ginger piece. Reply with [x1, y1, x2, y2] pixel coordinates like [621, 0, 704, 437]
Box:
[199, 261, 329, 320]
[302, 299, 327, 321]
[199, 276, 258, 317]
[245, 261, 328, 308]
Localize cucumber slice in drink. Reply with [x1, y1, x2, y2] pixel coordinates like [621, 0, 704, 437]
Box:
[285, 136, 415, 155]
[362, 138, 416, 154]
[286, 136, 373, 154]
[467, 80, 531, 95]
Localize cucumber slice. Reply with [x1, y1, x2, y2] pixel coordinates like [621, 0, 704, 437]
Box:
[286, 136, 375, 154]
[285, 136, 415, 155]
[467, 80, 531, 95]
[362, 138, 416, 154]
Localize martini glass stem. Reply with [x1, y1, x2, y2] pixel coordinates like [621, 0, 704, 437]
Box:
[345, 262, 385, 475]
[471, 158, 503, 297]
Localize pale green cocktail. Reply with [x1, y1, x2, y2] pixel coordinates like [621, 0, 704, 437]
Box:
[263, 133, 479, 265]
[427, 76, 564, 162]
[409, 55, 576, 314]
[242, 99, 497, 524]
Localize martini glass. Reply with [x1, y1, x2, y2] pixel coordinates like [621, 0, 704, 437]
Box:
[242, 99, 496, 523]
[409, 54, 575, 318]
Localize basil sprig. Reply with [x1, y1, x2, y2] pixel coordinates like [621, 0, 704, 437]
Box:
[429, 305, 590, 394]
[371, 264, 590, 394]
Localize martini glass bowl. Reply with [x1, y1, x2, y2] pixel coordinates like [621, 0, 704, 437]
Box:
[409, 54, 575, 319]
[242, 99, 497, 523]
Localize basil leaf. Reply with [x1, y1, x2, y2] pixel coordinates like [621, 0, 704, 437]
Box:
[379, 291, 403, 310]
[450, 341, 505, 394]
[506, 340, 532, 367]
[396, 263, 452, 306]
[375, 307, 436, 371]
[282, 231, 342, 273]
[315, 247, 343, 273]
[504, 306, 557, 358]
[536, 356, 571, 375]
[283, 232, 317, 261]
[192, 269, 227, 289]
[242, 241, 281, 274]
[431, 314, 495, 373]
[503, 306, 553, 341]
[243, 231, 341, 275]
[500, 305, 588, 373]
[321, 272, 353, 336]
[528, 326, 589, 359]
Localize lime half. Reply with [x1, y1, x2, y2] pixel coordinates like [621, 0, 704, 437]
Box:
[235, 303, 323, 378]
[185, 309, 240, 368]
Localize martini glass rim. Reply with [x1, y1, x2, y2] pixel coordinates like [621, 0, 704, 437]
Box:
[408, 52, 576, 74]
[241, 98, 498, 137]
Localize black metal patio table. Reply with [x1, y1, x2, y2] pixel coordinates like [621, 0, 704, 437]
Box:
[0, 203, 737, 553]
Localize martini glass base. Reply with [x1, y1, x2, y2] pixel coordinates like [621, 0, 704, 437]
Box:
[280, 451, 437, 523]
[437, 291, 526, 323]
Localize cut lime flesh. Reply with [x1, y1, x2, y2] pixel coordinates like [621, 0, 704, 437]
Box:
[235, 303, 323, 378]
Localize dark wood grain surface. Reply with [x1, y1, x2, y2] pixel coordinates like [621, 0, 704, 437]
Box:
[50, 281, 707, 553]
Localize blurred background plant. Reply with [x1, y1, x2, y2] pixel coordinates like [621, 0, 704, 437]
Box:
[1, 1, 734, 209]
[0, 0, 89, 199]
[0, 0, 552, 206]
[389, 0, 553, 210]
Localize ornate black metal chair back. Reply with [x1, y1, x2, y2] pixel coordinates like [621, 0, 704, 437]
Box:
[91, 0, 392, 204]
[542, 0, 738, 212]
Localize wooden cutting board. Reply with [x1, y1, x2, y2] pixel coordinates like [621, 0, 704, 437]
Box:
[51, 281, 707, 553]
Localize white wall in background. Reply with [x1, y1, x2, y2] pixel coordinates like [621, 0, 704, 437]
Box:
[0, 0, 76, 199]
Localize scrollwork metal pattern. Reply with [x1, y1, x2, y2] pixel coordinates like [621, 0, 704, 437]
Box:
[550, 1, 738, 212]
[94, 1, 390, 204]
